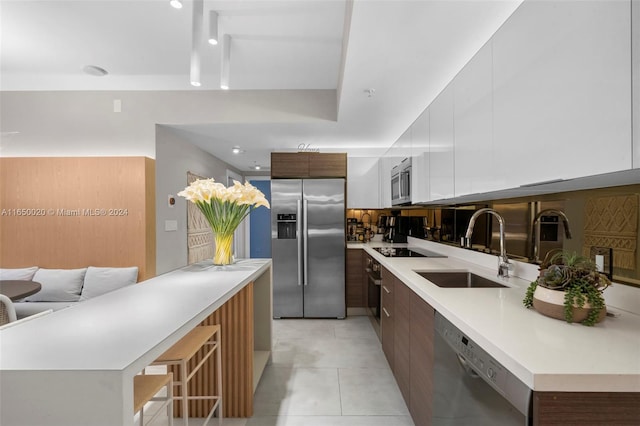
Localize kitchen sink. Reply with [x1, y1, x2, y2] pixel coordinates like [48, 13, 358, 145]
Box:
[415, 271, 507, 288]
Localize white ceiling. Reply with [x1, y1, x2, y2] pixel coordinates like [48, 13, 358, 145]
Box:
[1, 0, 524, 172]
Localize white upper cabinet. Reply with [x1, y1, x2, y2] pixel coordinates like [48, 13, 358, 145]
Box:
[347, 157, 380, 209]
[412, 109, 430, 204]
[429, 85, 455, 200]
[633, 0, 640, 169]
[492, 0, 632, 187]
[378, 156, 395, 208]
[454, 42, 495, 197]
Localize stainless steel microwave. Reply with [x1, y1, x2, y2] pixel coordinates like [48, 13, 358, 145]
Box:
[391, 157, 411, 206]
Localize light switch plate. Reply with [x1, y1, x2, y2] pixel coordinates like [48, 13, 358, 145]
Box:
[164, 220, 178, 231]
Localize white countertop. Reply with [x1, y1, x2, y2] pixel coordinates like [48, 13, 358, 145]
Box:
[0, 259, 271, 373]
[352, 240, 640, 392]
[0, 259, 272, 426]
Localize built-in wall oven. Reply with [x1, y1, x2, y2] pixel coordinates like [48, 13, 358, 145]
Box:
[365, 255, 381, 322]
[434, 312, 532, 425]
[391, 157, 412, 206]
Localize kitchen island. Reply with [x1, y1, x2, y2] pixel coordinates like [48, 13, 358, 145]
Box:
[0, 259, 272, 426]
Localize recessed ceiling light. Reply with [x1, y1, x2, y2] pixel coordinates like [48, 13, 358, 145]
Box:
[170, 0, 183, 9]
[83, 65, 108, 77]
[254, 164, 261, 170]
[232, 146, 241, 154]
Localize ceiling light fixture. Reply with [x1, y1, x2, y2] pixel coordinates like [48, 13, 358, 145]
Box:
[83, 65, 108, 77]
[252, 162, 261, 170]
[169, 0, 183, 9]
[220, 34, 231, 90]
[208, 11, 219, 45]
[232, 146, 241, 154]
[190, 0, 204, 87]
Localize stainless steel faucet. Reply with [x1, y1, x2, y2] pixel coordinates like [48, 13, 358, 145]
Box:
[463, 208, 511, 278]
[530, 209, 572, 264]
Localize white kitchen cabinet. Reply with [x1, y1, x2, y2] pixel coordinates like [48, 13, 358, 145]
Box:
[454, 42, 497, 197]
[411, 109, 430, 204]
[633, 0, 640, 169]
[378, 156, 395, 208]
[347, 157, 380, 208]
[492, 0, 632, 187]
[429, 85, 455, 200]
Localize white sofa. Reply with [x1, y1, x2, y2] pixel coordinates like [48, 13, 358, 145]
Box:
[0, 266, 138, 319]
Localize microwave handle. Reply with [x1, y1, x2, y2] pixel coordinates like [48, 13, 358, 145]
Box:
[400, 170, 410, 198]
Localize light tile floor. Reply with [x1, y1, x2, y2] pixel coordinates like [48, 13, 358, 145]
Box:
[140, 316, 414, 426]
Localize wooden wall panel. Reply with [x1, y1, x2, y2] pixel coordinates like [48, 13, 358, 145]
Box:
[172, 282, 255, 419]
[0, 157, 155, 280]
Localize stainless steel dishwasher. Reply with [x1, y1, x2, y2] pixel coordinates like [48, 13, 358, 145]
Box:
[434, 312, 532, 425]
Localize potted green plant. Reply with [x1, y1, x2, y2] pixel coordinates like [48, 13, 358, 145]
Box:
[523, 250, 611, 326]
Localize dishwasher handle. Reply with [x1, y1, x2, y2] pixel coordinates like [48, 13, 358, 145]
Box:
[457, 354, 480, 379]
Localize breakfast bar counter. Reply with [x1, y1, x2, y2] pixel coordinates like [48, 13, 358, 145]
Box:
[0, 259, 272, 426]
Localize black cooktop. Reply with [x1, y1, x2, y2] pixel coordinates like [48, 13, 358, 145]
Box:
[373, 247, 447, 258]
[374, 247, 424, 257]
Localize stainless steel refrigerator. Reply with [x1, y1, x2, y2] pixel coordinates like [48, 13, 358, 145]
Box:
[271, 179, 345, 318]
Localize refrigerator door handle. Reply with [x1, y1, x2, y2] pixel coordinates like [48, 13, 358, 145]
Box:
[303, 199, 309, 286]
[297, 199, 303, 286]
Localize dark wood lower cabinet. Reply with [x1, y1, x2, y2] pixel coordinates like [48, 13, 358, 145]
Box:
[346, 249, 365, 307]
[409, 293, 435, 426]
[393, 280, 412, 403]
[380, 269, 434, 426]
[533, 391, 640, 425]
[381, 267, 394, 367]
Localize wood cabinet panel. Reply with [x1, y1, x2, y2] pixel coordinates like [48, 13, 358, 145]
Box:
[271, 152, 347, 178]
[309, 153, 347, 178]
[394, 280, 412, 403]
[533, 391, 640, 425]
[409, 293, 435, 426]
[346, 249, 365, 307]
[380, 267, 395, 368]
[271, 152, 309, 178]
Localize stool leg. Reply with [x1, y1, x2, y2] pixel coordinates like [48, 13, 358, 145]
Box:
[181, 359, 188, 426]
[216, 336, 223, 426]
[167, 378, 174, 426]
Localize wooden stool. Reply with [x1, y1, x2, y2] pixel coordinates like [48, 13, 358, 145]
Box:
[134, 373, 173, 426]
[152, 325, 222, 426]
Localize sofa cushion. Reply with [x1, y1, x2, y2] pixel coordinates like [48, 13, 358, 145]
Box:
[25, 268, 87, 302]
[78, 266, 138, 301]
[0, 267, 39, 281]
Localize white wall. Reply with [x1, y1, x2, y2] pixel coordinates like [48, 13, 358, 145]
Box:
[155, 125, 244, 274]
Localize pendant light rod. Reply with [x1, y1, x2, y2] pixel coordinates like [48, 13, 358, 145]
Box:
[208, 11, 219, 45]
[190, 0, 204, 87]
[220, 34, 231, 90]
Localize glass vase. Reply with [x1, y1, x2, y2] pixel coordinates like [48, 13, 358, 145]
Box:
[213, 232, 234, 266]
